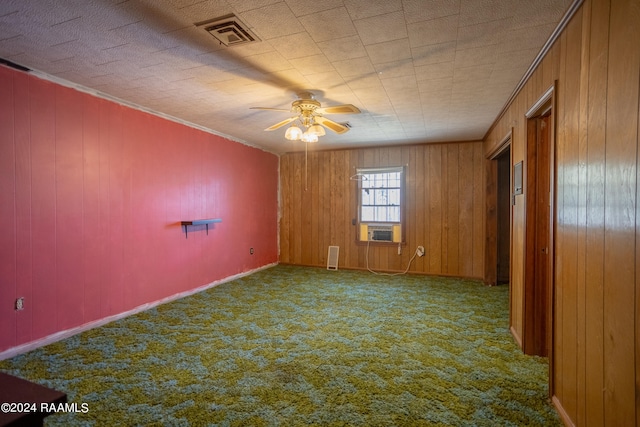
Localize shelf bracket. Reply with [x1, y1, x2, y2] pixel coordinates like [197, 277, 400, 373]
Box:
[180, 218, 222, 239]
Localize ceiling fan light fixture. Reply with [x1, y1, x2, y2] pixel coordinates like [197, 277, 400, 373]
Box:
[285, 125, 302, 140]
[307, 124, 325, 136]
[252, 91, 361, 143]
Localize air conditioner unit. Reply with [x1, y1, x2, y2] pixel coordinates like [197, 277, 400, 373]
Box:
[359, 224, 401, 243]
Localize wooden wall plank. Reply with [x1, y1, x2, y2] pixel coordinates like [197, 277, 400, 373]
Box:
[341, 151, 352, 268]
[279, 155, 291, 263]
[388, 148, 402, 270]
[583, 0, 608, 423]
[81, 91, 102, 325]
[30, 78, 59, 336]
[602, 0, 638, 422]
[348, 150, 359, 267]
[301, 151, 312, 265]
[559, 12, 583, 419]
[420, 146, 431, 273]
[458, 144, 474, 277]
[310, 151, 319, 265]
[320, 151, 331, 266]
[13, 72, 32, 343]
[428, 144, 444, 274]
[575, 1, 592, 422]
[446, 145, 459, 274]
[0, 67, 17, 351]
[97, 99, 112, 319]
[552, 26, 568, 407]
[413, 146, 425, 272]
[336, 150, 345, 264]
[472, 144, 485, 278]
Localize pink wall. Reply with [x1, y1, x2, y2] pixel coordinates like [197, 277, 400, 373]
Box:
[0, 65, 279, 354]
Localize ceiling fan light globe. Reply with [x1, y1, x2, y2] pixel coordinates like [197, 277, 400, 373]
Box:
[285, 125, 302, 140]
[301, 132, 318, 143]
[308, 124, 326, 136]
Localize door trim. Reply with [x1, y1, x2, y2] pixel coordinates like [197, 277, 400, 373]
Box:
[523, 82, 557, 395]
[485, 130, 513, 286]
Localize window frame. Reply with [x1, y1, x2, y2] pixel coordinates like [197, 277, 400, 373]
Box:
[356, 166, 406, 243]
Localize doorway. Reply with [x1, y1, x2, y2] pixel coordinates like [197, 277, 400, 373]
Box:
[496, 147, 511, 284]
[523, 87, 554, 358]
[485, 133, 512, 287]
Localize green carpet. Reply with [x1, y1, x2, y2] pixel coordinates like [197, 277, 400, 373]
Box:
[0, 265, 561, 426]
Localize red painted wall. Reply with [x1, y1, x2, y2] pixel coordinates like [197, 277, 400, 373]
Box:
[0, 65, 279, 353]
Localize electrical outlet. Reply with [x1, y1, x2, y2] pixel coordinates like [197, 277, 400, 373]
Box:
[250, 247, 254, 255]
[417, 246, 425, 257]
[15, 297, 24, 311]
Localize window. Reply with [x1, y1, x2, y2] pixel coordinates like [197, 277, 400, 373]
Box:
[357, 166, 405, 242]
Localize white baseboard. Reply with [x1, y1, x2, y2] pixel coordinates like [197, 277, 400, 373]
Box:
[0, 263, 277, 361]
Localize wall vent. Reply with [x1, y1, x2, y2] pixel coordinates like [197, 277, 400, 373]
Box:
[327, 246, 339, 270]
[195, 14, 260, 47]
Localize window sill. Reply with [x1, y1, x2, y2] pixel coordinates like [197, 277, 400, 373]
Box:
[355, 240, 405, 246]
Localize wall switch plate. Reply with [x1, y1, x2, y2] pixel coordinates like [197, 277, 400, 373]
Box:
[15, 297, 24, 310]
[250, 247, 254, 254]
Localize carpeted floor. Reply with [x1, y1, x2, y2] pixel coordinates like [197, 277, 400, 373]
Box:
[0, 265, 561, 426]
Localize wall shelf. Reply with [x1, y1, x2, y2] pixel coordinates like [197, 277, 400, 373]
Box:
[180, 218, 221, 238]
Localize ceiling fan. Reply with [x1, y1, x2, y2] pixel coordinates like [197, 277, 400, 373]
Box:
[250, 91, 361, 142]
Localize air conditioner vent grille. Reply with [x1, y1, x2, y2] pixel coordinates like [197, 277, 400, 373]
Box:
[372, 229, 393, 241]
[195, 15, 260, 47]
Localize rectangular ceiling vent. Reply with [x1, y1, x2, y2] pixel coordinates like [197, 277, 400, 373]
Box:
[195, 14, 260, 47]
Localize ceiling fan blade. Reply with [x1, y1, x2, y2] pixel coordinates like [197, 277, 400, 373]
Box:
[250, 107, 291, 112]
[315, 116, 350, 134]
[316, 104, 361, 114]
[265, 117, 297, 131]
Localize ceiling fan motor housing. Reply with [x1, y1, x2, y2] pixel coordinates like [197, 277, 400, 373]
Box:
[292, 98, 321, 127]
[292, 99, 321, 112]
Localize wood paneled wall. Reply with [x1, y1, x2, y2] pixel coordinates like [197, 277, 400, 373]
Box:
[484, 0, 639, 424]
[280, 142, 485, 278]
[0, 66, 279, 356]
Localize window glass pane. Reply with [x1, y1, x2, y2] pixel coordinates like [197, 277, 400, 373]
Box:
[389, 206, 400, 222]
[389, 189, 400, 205]
[361, 189, 373, 205]
[373, 189, 387, 205]
[361, 206, 374, 222]
[358, 168, 403, 224]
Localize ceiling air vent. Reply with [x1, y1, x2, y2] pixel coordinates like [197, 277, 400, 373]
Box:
[195, 14, 260, 47]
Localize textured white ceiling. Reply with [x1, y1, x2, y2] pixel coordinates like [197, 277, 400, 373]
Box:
[0, 0, 571, 153]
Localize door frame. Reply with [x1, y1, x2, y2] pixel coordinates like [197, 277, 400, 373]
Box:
[523, 83, 557, 378]
[485, 130, 513, 287]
